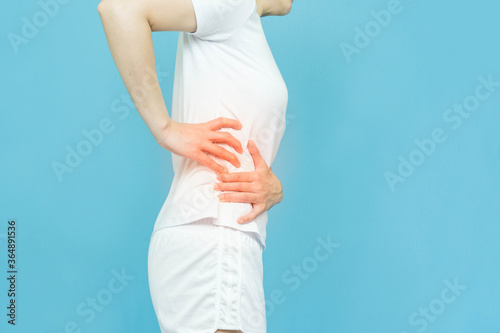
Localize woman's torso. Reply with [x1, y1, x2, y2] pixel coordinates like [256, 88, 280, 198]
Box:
[152, 0, 288, 250]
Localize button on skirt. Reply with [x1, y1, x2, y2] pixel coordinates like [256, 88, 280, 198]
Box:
[148, 217, 266, 333]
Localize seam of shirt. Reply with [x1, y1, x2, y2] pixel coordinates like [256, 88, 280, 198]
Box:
[220, 0, 259, 43]
[185, 0, 205, 37]
[187, 0, 257, 43]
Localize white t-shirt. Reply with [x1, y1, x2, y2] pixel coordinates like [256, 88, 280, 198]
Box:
[152, 0, 288, 250]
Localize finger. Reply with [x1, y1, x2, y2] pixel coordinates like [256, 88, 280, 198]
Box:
[206, 117, 242, 131]
[209, 131, 243, 154]
[248, 139, 267, 168]
[217, 171, 258, 182]
[203, 143, 241, 168]
[218, 192, 259, 203]
[214, 181, 256, 193]
[197, 153, 228, 174]
[237, 204, 265, 224]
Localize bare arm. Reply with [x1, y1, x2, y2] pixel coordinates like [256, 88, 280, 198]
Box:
[256, 0, 293, 17]
[96, 0, 197, 140]
[97, 0, 243, 173]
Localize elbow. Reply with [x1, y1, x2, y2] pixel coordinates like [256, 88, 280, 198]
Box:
[96, 0, 108, 15]
[97, 0, 144, 27]
[97, 0, 123, 18]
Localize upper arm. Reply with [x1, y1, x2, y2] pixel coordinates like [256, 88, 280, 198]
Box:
[97, 0, 198, 33]
[255, 0, 268, 17]
[98, 0, 261, 40]
[256, 0, 292, 17]
[143, 0, 198, 32]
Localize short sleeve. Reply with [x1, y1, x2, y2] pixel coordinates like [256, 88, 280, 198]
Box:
[186, 0, 256, 42]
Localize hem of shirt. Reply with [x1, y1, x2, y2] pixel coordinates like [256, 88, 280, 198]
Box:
[152, 209, 266, 250]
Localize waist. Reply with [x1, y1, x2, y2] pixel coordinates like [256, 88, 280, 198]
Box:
[152, 196, 268, 250]
[159, 217, 264, 251]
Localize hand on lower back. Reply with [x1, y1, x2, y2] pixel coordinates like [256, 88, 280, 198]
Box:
[156, 117, 244, 174]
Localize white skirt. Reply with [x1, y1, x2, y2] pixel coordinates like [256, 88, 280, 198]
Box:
[148, 217, 266, 333]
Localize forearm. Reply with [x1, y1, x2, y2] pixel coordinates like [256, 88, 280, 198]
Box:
[97, 2, 170, 142]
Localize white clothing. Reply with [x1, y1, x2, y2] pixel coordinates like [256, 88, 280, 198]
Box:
[148, 217, 267, 333]
[151, 0, 288, 250]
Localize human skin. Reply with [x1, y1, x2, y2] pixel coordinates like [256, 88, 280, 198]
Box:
[216, 139, 284, 224]
[97, 0, 292, 227]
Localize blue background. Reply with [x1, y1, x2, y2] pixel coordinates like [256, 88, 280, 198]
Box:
[1, 0, 500, 332]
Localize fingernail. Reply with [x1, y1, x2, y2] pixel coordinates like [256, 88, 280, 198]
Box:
[237, 219, 244, 224]
[217, 174, 221, 180]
